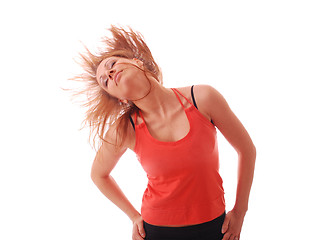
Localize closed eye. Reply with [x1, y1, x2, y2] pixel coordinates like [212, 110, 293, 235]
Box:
[99, 76, 108, 88]
[106, 60, 117, 69]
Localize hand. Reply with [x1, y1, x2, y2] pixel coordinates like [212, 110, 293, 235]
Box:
[221, 209, 245, 240]
[132, 214, 146, 240]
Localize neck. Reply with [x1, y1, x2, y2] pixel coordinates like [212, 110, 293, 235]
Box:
[132, 80, 177, 120]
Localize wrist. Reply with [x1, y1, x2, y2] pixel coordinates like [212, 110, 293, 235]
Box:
[129, 211, 141, 223]
[232, 205, 247, 217]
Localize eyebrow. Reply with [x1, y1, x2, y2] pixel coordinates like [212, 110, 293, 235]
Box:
[104, 57, 118, 69]
[104, 59, 111, 69]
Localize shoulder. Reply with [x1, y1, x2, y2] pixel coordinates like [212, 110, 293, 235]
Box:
[192, 84, 222, 98]
[176, 84, 224, 122]
[191, 84, 228, 109]
[186, 84, 233, 128]
[176, 84, 221, 100]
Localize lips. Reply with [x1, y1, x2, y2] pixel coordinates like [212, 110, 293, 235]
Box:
[114, 70, 122, 85]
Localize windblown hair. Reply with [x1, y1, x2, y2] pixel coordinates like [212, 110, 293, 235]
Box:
[69, 25, 163, 151]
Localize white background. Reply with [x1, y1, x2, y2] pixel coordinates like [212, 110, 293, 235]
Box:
[1, 0, 330, 239]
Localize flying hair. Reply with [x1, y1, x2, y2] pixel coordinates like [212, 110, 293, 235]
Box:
[67, 25, 163, 151]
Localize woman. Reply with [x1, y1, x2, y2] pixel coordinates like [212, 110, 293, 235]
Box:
[72, 25, 256, 240]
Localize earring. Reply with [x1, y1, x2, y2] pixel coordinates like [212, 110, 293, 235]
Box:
[119, 99, 128, 104]
[133, 58, 144, 69]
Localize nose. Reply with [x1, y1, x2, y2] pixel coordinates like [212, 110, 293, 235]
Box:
[107, 69, 115, 81]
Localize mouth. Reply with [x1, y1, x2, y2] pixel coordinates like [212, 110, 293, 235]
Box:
[114, 70, 123, 85]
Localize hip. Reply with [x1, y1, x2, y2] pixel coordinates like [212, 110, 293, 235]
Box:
[142, 211, 226, 240]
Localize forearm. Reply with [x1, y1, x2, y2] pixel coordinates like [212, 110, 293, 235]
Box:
[233, 148, 256, 215]
[92, 175, 140, 222]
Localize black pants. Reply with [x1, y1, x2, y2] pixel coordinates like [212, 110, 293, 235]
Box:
[143, 211, 226, 240]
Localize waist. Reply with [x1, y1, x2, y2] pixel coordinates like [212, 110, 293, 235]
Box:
[143, 211, 226, 228]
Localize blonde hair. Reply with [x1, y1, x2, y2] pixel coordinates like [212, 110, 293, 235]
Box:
[69, 25, 163, 150]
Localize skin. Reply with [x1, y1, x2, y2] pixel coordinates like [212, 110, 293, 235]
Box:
[96, 56, 178, 118]
[93, 57, 256, 240]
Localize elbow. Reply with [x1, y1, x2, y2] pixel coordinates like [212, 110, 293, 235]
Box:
[238, 144, 256, 160]
[90, 172, 98, 184]
[91, 171, 109, 185]
[90, 171, 102, 184]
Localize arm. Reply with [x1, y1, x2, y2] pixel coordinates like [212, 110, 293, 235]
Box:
[195, 84, 256, 239]
[90, 123, 140, 222]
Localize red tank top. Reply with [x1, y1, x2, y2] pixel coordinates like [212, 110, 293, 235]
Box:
[134, 88, 225, 225]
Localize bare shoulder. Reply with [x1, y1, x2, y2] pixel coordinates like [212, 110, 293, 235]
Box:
[176, 84, 220, 122]
[192, 84, 230, 117]
[176, 84, 219, 100]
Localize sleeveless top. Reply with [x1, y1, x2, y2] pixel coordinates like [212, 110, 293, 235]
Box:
[132, 86, 226, 226]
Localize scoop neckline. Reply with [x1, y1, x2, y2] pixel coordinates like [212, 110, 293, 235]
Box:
[138, 105, 195, 145]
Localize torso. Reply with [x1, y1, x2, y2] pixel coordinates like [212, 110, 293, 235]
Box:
[126, 85, 212, 227]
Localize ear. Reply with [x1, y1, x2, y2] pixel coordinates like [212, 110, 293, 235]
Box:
[133, 58, 144, 68]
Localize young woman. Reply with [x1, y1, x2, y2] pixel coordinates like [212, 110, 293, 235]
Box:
[72, 25, 256, 240]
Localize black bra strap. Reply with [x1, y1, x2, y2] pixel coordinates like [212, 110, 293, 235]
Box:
[191, 85, 215, 126]
[191, 85, 198, 109]
[129, 115, 135, 131]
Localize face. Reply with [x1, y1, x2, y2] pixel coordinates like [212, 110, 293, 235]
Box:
[96, 56, 149, 102]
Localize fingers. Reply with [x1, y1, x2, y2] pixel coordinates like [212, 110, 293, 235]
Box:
[223, 232, 231, 240]
[221, 211, 241, 240]
[223, 233, 239, 240]
[221, 214, 230, 234]
[228, 234, 235, 240]
[138, 221, 146, 238]
[229, 235, 237, 240]
[132, 231, 145, 240]
[132, 221, 146, 240]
